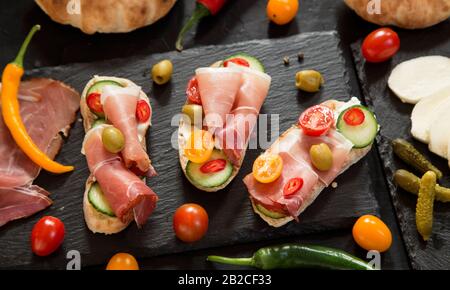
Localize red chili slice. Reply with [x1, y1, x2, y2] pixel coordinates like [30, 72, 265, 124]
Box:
[283, 177, 304, 197]
[223, 58, 250, 68]
[86, 92, 104, 115]
[136, 100, 151, 123]
[343, 107, 365, 126]
[186, 76, 202, 105]
[298, 105, 334, 136]
[200, 159, 227, 174]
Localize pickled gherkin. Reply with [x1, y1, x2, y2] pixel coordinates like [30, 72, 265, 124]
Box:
[394, 169, 450, 202]
[416, 171, 436, 241]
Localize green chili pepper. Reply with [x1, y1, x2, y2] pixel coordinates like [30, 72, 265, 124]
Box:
[207, 244, 375, 270]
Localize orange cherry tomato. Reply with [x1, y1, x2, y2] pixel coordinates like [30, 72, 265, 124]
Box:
[352, 215, 392, 253]
[267, 0, 299, 25]
[253, 153, 283, 183]
[184, 129, 214, 164]
[106, 253, 139, 270]
[173, 203, 209, 243]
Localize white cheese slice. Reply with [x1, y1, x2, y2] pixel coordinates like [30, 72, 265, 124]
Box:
[411, 87, 450, 143]
[388, 56, 450, 104]
[429, 100, 450, 159]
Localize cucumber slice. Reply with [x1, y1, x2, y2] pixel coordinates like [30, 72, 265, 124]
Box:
[92, 118, 106, 128]
[186, 150, 233, 188]
[88, 182, 115, 217]
[224, 53, 265, 72]
[337, 105, 378, 149]
[255, 203, 287, 219]
[87, 80, 123, 95]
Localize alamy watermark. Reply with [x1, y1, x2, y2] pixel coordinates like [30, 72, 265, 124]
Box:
[66, 0, 81, 15]
[367, 0, 382, 15]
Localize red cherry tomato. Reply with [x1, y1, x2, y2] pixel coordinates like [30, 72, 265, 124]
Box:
[136, 100, 151, 123]
[298, 105, 334, 136]
[362, 28, 400, 63]
[173, 203, 208, 243]
[31, 216, 65, 256]
[223, 58, 250, 68]
[86, 93, 104, 115]
[283, 177, 304, 197]
[186, 77, 201, 105]
[344, 107, 365, 126]
[200, 159, 226, 173]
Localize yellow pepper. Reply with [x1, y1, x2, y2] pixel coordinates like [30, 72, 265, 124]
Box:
[1, 25, 74, 174]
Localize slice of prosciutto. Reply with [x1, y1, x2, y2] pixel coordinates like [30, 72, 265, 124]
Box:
[101, 85, 150, 172]
[196, 65, 271, 165]
[0, 78, 80, 226]
[83, 126, 158, 226]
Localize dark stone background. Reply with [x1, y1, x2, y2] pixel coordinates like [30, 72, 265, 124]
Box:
[0, 0, 412, 269]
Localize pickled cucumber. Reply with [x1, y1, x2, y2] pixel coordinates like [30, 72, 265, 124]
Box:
[416, 171, 436, 241]
[394, 169, 450, 202]
[392, 139, 442, 179]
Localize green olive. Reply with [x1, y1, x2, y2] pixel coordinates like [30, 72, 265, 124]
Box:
[310, 143, 333, 171]
[295, 70, 324, 92]
[102, 127, 125, 154]
[182, 104, 203, 127]
[152, 59, 173, 85]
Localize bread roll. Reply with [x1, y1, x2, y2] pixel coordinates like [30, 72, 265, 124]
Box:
[344, 0, 450, 29]
[35, 0, 177, 34]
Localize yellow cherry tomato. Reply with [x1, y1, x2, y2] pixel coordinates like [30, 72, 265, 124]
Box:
[352, 215, 392, 253]
[184, 129, 214, 164]
[106, 253, 139, 270]
[267, 0, 299, 25]
[253, 153, 283, 183]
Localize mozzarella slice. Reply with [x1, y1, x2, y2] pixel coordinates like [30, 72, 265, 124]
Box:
[411, 87, 450, 143]
[388, 56, 450, 104]
[429, 100, 450, 159]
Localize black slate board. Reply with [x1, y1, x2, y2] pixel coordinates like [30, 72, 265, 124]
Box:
[0, 31, 379, 269]
[351, 21, 450, 270]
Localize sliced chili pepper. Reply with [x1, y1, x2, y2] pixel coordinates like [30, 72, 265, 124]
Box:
[200, 159, 226, 173]
[86, 92, 104, 115]
[223, 58, 250, 68]
[136, 100, 151, 123]
[186, 76, 202, 105]
[343, 107, 365, 126]
[176, 0, 228, 51]
[283, 177, 304, 197]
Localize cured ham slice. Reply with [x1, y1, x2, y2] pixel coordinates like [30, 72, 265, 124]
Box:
[101, 85, 151, 172]
[0, 185, 52, 227]
[196, 67, 242, 129]
[209, 66, 271, 165]
[244, 152, 319, 217]
[83, 126, 157, 226]
[0, 79, 80, 227]
[272, 128, 353, 186]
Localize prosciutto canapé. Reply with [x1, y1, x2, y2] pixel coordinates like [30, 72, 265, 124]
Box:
[101, 85, 151, 172]
[0, 79, 80, 226]
[83, 126, 158, 226]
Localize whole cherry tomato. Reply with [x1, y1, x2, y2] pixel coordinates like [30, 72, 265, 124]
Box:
[362, 28, 400, 63]
[106, 253, 139, 270]
[31, 216, 65, 256]
[267, 0, 299, 25]
[352, 215, 392, 252]
[173, 203, 209, 243]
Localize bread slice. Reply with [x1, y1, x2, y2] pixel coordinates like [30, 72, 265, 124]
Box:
[250, 99, 374, 227]
[80, 76, 151, 234]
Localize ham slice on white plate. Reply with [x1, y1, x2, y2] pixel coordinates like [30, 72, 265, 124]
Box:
[101, 85, 151, 172]
[83, 126, 158, 226]
[205, 65, 271, 165]
[196, 67, 242, 129]
[0, 79, 80, 226]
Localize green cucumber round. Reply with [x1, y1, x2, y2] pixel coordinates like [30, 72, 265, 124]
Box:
[224, 53, 265, 73]
[88, 182, 115, 217]
[337, 105, 378, 149]
[255, 203, 287, 219]
[186, 150, 233, 188]
[87, 80, 122, 95]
